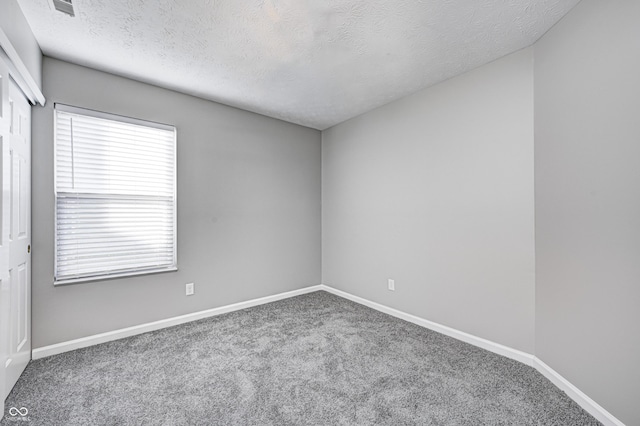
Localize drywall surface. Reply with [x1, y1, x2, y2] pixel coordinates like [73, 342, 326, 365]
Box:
[0, 0, 42, 89]
[32, 57, 321, 348]
[534, 1, 640, 424]
[19, 0, 579, 129]
[322, 48, 535, 353]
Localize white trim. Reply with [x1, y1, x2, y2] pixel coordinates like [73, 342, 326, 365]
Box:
[55, 103, 175, 131]
[53, 267, 178, 286]
[32, 285, 322, 359]
[0, 28, 45, 106]
[318, 285, 535, 365]
[319, 284, 625, 426]
[533, 357, 625, 426]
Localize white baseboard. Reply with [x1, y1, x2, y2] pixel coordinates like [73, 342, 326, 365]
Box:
[32, 285, 323, 360]
[319, 284, 625, 426]
[31, 283, 625, 426]
[533, 357, 625, 426]
[319, 284, 535, 366]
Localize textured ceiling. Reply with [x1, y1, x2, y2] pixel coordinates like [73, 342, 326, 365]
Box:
[19, 0, 580, 129]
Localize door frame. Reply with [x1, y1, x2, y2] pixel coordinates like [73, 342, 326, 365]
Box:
[0, 53, 10, 423]
[0, 28, 44, 107]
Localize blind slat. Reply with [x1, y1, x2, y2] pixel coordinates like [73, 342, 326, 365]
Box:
[58, 252, 175, 266]
[57, 262, 174, 277]
[58, 243, 174, 253]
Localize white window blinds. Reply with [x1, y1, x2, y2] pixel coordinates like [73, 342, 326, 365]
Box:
[54, 104, 177, 284]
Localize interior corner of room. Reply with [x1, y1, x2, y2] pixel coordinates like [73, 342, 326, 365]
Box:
[0, 0, 638, 424]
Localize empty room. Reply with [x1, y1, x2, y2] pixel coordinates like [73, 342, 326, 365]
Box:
[0, 0, 638, 424]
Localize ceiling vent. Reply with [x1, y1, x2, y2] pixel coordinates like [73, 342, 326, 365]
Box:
[52, 0, 75, 17]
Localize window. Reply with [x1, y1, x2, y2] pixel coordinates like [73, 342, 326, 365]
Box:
[54, 104, 177, 284]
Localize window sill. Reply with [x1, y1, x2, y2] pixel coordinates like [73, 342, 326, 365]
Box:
[54, 266, 178, 286]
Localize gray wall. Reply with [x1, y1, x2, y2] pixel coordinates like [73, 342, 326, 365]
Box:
[32, 57, 321, 348]
[0, 0, 42, 89]
[534, 1, 640, 424]
[322, 48, 535, 353]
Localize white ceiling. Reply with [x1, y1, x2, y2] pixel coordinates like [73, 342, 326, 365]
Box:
[18, 0, 580, 130]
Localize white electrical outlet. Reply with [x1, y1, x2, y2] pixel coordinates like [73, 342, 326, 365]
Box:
[185, 282, 195, 296]
[388, 279, 395, 291]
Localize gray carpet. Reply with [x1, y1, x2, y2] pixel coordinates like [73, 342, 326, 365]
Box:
[2, 291, 600, 425]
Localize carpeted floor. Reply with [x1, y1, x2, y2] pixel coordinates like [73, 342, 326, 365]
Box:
[2, 291, 600, 425]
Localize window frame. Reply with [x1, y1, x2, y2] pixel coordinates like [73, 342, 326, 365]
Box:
[53, 103, 178, 285]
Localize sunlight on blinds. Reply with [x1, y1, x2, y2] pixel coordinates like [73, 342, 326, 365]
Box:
[55, 105, 176, 283]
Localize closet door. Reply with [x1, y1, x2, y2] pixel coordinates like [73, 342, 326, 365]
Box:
[0, 60, 32, 405]
[4, 75, 31, 399]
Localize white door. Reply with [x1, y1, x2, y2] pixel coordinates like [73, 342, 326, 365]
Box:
[0, 55, 10, 418]
[0, 61, 31, 406]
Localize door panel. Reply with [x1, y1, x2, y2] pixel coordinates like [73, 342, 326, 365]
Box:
[11, 149, 28, 239]
[17, 266, 27, 353]
[3, 77, 31, 401]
